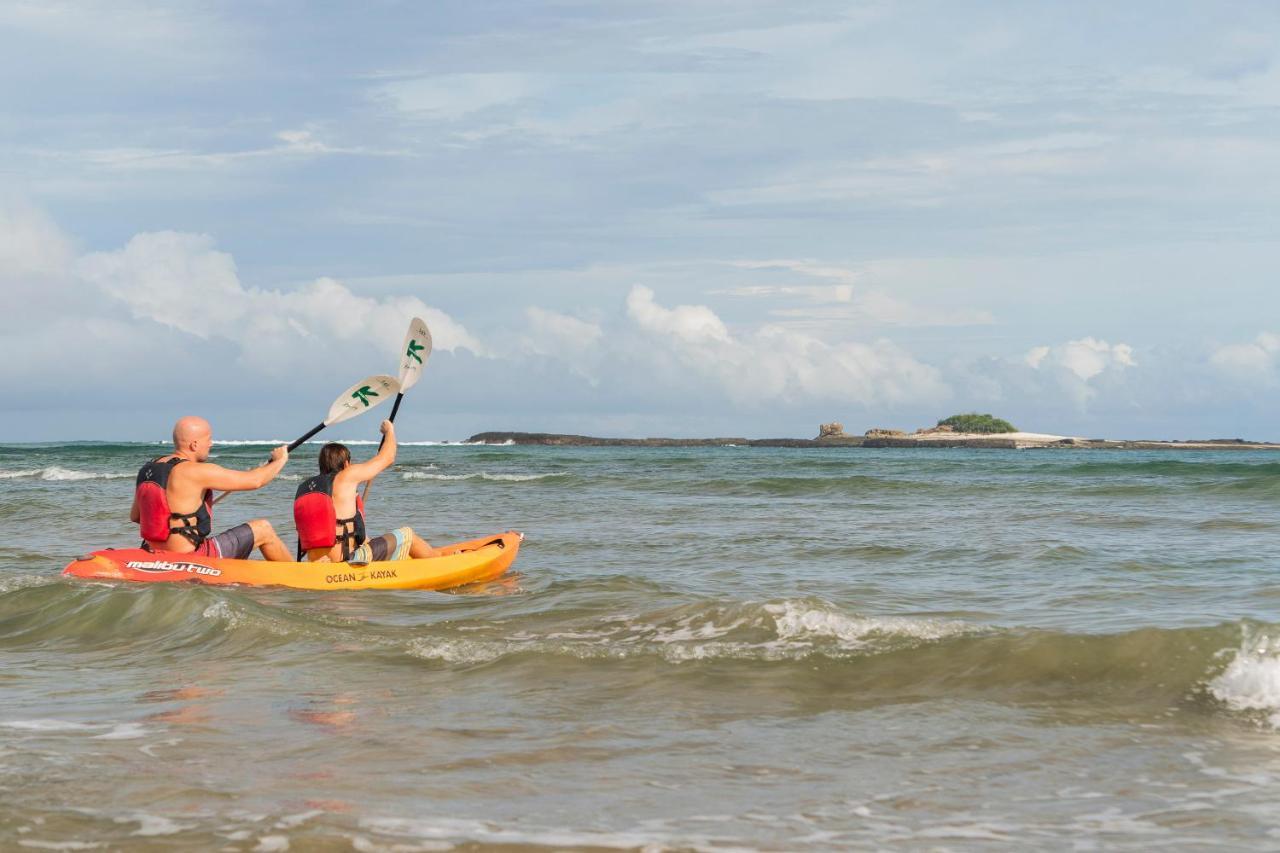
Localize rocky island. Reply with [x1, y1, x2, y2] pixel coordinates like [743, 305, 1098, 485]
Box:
[467, 415, 1280, 451]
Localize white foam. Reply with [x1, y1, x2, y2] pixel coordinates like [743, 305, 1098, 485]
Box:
[253, 836, 290, 852]
[94, 722, 149, 740]
[1, 719, 149, 739]
[1208, 630, 1280, 727]
[406, 601, 977, 665]
[0, 574, 57, 594]
[202, 601, 241, 628]
[359, 815, 700, 850]
[767, 601, 974, 648]
[274, 811, 323, 830]
[402, 471, 567, 482]
[1, 719, 97, 732]
[117, 814, 193, 837]
[406, 638, 506, 665]
[0, 467, 130, 481]
[352, 836, 453, 852]
[17, 841, 103, 850]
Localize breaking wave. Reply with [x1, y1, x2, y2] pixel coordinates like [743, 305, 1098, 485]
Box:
[1208, 628, 1280, 728]
[401, 471, 569, 482]
[0, 467, 131, 481]
[5, 580, 1279, 726]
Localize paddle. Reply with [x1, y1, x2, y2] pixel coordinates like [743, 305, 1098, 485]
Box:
[212, 374, 401, 505]
[363, 317, 432, 501]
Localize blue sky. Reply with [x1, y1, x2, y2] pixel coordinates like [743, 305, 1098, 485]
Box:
[2, 1, 1280, 441]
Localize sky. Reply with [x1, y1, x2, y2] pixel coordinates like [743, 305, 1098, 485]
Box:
[2, 0, 1280, 441]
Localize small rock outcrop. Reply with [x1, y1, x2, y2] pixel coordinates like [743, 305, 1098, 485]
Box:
[817, 422, 846, 439]
[914, 424, 956, 435]
[864, 428, 907, 438]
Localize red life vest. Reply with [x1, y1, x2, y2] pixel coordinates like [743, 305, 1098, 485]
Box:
[135, 457, 213, 548]
[294, 472, 366, 560]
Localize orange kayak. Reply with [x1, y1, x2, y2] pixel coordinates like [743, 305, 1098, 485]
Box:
[62, 531, 522, 591]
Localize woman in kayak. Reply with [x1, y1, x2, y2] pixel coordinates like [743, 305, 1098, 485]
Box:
[293, 420, 435, 564]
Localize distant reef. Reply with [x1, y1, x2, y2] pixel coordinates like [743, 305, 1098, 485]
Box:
[466, 431, 1280, 451]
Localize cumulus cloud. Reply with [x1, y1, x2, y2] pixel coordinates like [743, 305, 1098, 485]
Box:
[0, 202, 74, 279]
[1025, 337, 1136, 381]
[627, 285, 732, 345]
[0, 206, 483, 410]
[1210, 333, 1280, 381]
[77, 231, 484, 376]
[520, 307, 604, 383]
[621, 285, 946, 407]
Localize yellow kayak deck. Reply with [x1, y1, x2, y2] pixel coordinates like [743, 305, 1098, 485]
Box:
[62, 531, 522, 591]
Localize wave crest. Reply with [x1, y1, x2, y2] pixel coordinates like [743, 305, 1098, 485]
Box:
[406, 599, 979, 665]
[1208, 628, 1280, 727]
[0, 467, 131, 481]
[402, 471, 568, 482]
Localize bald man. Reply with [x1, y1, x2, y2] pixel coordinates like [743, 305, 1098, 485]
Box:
[129, 416, 291, 561]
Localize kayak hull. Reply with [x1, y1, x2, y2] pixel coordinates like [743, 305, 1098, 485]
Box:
[62, 532, 522, 591]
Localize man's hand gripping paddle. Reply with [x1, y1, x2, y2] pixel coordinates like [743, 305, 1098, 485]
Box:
[212, 374, 400, 505]
[363, 317, 432, 502]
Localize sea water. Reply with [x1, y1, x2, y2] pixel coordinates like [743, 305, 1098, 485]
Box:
[2, 442, 1280, 849]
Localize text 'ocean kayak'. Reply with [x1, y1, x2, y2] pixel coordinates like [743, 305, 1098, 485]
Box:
[63, 532, 522, 591]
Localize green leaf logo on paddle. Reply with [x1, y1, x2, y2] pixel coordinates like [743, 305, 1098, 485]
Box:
[351, 385, 380, 407]
[406, 339, 425, 365]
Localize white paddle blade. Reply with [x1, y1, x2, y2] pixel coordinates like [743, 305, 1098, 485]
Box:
[325, 374, 401, 426]
[397, 317, 432, 392]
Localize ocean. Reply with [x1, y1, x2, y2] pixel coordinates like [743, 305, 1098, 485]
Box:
[2, 441, 1280, 850]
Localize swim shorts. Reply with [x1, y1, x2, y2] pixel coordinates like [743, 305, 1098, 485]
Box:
[347, 527, 413, 565]
[194, 523, 255, 559]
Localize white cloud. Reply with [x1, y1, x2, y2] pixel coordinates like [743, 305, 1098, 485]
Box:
[623, 285, 946, 407]
[373, 73, 540, 120]
[75, 231, 485, 377]
[1210, 333, 1280, 381]
[728, 258, 861, 286]
[627, 285, 731, 345]
[716, 259, 994, 328]
[0, 202, 74, 279]
[991, 336, 1140, 409]
[1029, 338, 1141, 379]
[1024, 345, 1050, 369]
[523, 307, 603, 356]
[1026, 337, 1136, 382]
[710, 133, 1113, 209]
[520, 307, 605, 384]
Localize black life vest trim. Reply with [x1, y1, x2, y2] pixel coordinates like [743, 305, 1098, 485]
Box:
[295, 472, 366, 561]
[136, 456, 212, 547]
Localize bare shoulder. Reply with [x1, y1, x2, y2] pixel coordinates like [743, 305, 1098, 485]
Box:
[177, 460, 225, 483]
[332, 467, 364, 495]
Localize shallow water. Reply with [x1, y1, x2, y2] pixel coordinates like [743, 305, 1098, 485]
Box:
[3, 443, 1280, 850]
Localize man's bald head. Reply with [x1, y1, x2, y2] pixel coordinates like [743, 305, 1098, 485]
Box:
[173, 416, 213, 460]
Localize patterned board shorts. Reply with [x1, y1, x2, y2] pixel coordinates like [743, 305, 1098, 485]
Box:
[347, 527, 413, 565]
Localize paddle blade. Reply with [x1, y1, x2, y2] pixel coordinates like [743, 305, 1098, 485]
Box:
[397, 317, 432, 392]
[325, 375, 400, 426]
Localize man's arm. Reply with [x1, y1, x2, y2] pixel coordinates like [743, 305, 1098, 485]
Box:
[196, 445, 289, 492]
[129, 493, 140, 523]
[342, 421, 397, 484]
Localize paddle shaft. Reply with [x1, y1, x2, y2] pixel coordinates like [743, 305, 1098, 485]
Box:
[212, 422, 325, 505]
[288, 422, 326, 453]
[362, 393, 404, 502]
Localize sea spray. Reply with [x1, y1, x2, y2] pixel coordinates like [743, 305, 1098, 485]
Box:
[1208, 627, 1280, 727]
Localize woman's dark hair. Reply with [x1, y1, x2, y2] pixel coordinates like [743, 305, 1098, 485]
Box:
[318, 443, 351, 475]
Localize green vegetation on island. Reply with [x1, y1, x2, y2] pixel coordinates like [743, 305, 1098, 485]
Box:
[936, 413, 1017, 434]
